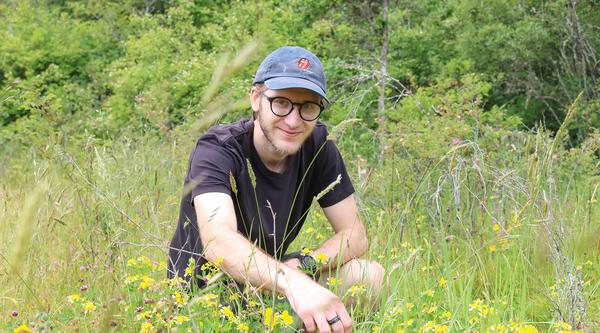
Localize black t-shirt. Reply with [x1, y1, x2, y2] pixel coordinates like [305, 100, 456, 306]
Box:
[168, 118, 354, 287]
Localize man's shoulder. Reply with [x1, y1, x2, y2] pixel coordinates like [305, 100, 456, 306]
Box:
[308, 121, 329, 145]
[198, 118, 252, 146]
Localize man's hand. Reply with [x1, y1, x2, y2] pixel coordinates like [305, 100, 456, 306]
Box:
[283, 273, 352, 333]
[282, 257, 301, 271]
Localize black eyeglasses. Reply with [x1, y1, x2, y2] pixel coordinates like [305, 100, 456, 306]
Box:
[261, 93, 324, 121]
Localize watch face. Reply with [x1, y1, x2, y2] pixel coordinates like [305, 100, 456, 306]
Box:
[301, 255, 318, 275]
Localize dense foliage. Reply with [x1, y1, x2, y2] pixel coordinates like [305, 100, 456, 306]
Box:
[1, 0, 598, 149]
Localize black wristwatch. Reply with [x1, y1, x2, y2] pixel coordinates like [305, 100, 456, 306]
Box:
[283, 251, 320, 280]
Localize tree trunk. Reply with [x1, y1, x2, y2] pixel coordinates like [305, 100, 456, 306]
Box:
[378, 0, 389, 164]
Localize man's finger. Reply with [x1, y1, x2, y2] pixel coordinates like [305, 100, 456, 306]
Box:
[336, 304, 353, 332]
[300, 315, 317, 333]
[314, 313, 332, 333]
[325, 311, 344, 333]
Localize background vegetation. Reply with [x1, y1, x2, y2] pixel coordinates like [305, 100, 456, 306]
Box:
[0, 0, 598, 332]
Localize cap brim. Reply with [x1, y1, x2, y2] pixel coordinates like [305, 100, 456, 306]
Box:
[265, 77, 329, 104]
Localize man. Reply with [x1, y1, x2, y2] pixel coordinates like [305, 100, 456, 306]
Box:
[168, 46, 384, 333]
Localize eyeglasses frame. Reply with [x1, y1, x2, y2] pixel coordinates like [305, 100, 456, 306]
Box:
[260, 92, 324, 121]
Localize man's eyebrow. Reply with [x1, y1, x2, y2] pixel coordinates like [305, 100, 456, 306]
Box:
[269, 94, 321, 104]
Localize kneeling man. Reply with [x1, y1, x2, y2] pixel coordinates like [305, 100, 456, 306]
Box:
[168, 46, 385, 333]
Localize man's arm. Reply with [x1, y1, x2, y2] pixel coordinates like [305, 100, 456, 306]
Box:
[316, 194, 368, 269]
[284, 194, 367, 275]
[283, 194, 367, 286]
[195, 192, 352, 333]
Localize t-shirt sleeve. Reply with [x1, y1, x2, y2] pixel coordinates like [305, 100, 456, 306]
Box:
[313, 140, 355, 208]
[187, 135, 236, 203]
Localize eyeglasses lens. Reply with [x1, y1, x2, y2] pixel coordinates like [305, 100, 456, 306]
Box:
[267, 95, 322, 121]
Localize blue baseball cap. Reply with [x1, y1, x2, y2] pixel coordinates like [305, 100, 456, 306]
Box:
[253, 46, 329, 103]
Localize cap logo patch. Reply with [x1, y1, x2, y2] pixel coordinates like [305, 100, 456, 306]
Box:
[297, 58, 311, 70]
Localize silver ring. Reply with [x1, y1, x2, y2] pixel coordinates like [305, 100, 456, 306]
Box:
[327, 315, 341, 325]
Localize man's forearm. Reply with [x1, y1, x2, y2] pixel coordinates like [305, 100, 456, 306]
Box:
[314, 224, 368, 270]
[312, 194, 368, 271]
[202, 229, 311, 295]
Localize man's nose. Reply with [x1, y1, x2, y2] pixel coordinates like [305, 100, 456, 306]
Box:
[284, 104, 303, 127]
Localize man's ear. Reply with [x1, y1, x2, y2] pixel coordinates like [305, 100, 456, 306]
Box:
[250, 86, 261, 112]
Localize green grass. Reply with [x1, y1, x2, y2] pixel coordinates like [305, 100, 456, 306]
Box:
[0, 125, 597, 332]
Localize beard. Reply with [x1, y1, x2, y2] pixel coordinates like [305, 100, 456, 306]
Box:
[256, 110, 304, 157]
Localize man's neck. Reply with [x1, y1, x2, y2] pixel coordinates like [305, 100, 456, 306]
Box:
[253, 120, 289, 173]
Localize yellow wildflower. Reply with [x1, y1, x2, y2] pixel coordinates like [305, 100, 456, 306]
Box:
[422, 321, 435, 331]
[396, 328, 405, 333]
[127, 258, 137, 266]
[373, 325, 381, 332]
[175, 315, 189, 325]
[424, 289, 435, 297]
[489, 323, 508, 332]
[13, 323, 33, 333]
[516, 325, 539, 333]
[221, 305, 235, 319]
[511, 208, 519, 224]
[441, 311, 452, 320]
[229, 292, 241, 301]
[327, 277, 340, 287]
[237, 322, 250, 332]
[438, 277, 447, 288]
[67, 294, 82, 303]
[125, 274, 140, 284]
[510, 320, 519, 330]
[184, 265, 194, 276]
[136, 311, 151, 321]
[435, 324, 448, 333]
[348, 283, 367, 297]
[174, 291, 188, 305]
[489, 244, 497, 253]
[154, 261, 166, 271]
[301, 247, 313, 256]
[199, 293, 218, 307]
[315, 253, 329, 265]
[469, 298, 494, 318]
[201, 262, 216, 272]
[493, 224, 500, 232]
[140, 322, 156, 333]
[280, 310, 294, 326]
[138, 276, 155, 290]
[402, 319, 414, 327]
[264, 307, 276, 330]
[83, 301, 96, 313]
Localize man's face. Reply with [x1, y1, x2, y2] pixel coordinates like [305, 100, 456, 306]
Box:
[251, 87, 322, 158]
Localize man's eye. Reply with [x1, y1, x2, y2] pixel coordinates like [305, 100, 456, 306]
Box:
[273, 98, 290, 107]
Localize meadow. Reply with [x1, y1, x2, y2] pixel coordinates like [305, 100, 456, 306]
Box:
[1, 96, 598, 332]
